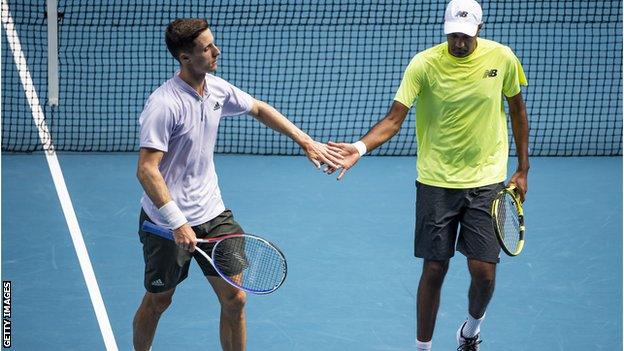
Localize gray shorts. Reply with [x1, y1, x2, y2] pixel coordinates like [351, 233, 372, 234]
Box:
[138, 208, 244, 293]
[415, 182, 504, 263]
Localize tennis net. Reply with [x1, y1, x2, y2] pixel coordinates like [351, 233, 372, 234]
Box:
[2, 0, 622, 155]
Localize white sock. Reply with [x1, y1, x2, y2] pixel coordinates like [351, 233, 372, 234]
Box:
[416, 339, 432, 350]
[462, 312, 485, 338]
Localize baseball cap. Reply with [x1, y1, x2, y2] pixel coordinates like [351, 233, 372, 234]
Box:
[444, 0, 483, 37]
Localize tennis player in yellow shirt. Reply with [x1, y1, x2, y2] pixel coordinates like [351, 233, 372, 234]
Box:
[327, 0, 529, 349]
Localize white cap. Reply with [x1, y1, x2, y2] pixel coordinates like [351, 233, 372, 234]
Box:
[444, 0, 483, 37]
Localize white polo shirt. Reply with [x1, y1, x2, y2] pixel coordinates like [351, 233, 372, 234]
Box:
[139, 72, 254, 227]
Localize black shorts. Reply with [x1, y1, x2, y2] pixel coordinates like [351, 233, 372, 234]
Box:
[138, 208, 244, 293]
[414, 182, 504, 263]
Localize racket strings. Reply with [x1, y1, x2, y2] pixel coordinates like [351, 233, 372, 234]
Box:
[213, 236, 286, 293]
[497, 194, 521, 251]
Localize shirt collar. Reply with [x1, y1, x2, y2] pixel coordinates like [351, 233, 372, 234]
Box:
[172, 72, 210, 100]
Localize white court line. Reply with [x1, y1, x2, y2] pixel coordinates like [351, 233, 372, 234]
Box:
[1, 2, 119, 350]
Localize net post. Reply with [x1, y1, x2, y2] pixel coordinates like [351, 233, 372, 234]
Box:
[47, 0, 59, 107]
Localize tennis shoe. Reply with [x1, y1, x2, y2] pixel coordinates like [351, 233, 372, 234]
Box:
[456, 322, 482, 351]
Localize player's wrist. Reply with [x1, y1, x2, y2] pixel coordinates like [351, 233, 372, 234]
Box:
[292, 130, 313, 147]
[352, 140, 367, 157]
[158, 201, 187, 230]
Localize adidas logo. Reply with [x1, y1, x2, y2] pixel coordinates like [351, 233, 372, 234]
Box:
[151, 279, 164, 287]
[213, 102, 221, 110]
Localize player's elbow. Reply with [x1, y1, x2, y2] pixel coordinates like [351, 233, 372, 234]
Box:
[509, 103, 523, 117]
[249, 99, 266, 118]
[136, 163, 155, 185]
[391, 120, 403, 134]
[510, 110, 529, 128]
[385, 119, 402, 137]
[136, 164, 146, 182]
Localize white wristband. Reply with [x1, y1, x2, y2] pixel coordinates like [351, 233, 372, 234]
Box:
[352, 140, 367, 157]
[158, 201, 187, 230]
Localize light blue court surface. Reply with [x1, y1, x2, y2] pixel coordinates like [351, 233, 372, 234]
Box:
[2, 154, 622, 350]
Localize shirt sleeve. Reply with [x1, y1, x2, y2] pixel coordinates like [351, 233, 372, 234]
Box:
[139, 93, 176, 152]
[393, 55, 425, 108]
[222, 82, 254, 117]
[502, 47, 528, 97]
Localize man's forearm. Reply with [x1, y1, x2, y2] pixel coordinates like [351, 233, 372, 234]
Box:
[508, 94, 530, 171]
[137, 165, 172, 208]
[360, 118, 401, 152]
[360, 101, 410, 152]
[512, 124, 529, 172]
[252, 101, 312, 147]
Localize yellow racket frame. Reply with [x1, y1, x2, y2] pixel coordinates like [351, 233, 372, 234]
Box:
[491, 184, 525, 256]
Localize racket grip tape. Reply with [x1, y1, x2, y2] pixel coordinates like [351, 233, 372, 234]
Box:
[141, 220, 174, 240]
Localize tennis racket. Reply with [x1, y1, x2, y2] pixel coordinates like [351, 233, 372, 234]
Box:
[141, 220, 287, 294]
[491, 184, 525, 256]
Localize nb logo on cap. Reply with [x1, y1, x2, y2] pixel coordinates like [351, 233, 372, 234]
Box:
[456, 11, 468, 18]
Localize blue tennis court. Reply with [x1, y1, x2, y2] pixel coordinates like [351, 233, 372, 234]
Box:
[2, 154, 622, 350]
[2, 0, 622, 350]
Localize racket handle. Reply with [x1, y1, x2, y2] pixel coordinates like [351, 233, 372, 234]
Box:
[141, 221, 209, 243]
[142, 220, 174, 240]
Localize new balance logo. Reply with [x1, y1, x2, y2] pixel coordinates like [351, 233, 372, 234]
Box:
[456, 11, 468, 18]
[151, 279, 164, 287]
[483, 69, 498, 78]
[213, 102, 222, 110]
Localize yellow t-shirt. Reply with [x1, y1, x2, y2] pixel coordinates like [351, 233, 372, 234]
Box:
[394, 38, 527, 188]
